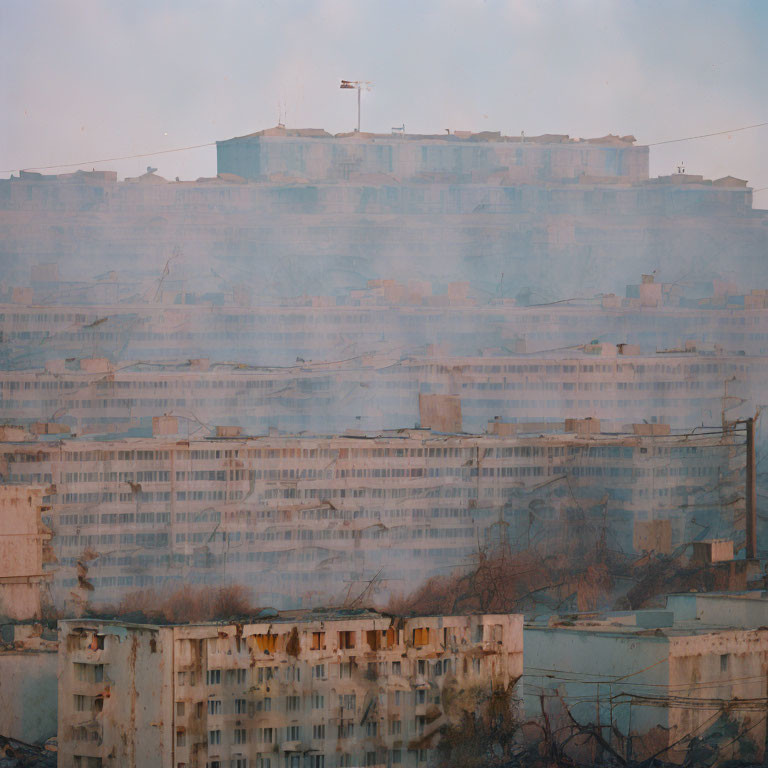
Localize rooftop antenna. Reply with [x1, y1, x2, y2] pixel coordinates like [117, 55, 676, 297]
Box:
[340, 80, 372, 133]
[676, 161, 686, 174]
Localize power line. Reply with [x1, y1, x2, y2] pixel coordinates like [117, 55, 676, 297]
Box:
[2, 120, 767, 176]
[2, 141, 216, 175]
[647, 120, 768, 146]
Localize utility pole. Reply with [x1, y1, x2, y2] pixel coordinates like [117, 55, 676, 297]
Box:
[746, 416, 757, 559]
[340, 80, 372, 132]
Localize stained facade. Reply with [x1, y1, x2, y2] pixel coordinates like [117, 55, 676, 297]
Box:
[58, 611, 523, 768]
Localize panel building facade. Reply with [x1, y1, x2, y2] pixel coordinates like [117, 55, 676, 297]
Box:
[59, 611, 523, 768]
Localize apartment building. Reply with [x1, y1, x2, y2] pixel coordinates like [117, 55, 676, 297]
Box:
[5, 296, 768, 371]
[0, 428, 740, 608]
[0, 345, 759, 436]
[215, 127, 648, 183]
[58, 610, 523, 768]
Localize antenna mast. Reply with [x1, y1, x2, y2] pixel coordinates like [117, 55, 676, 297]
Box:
[340, 80, 372, 132]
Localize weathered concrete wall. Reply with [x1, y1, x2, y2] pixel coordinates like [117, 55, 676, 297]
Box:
[58, 621, 174, 768]
[524, 622, 768, 764]
[668, 630, 768, 763]
[0, 650, 57, 744]
[0, 486, 50, 621]
[61, 612, 522, 768]
[524, 626, 671, 761]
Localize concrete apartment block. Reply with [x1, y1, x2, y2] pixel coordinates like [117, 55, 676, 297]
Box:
[58, 611, 523, 768]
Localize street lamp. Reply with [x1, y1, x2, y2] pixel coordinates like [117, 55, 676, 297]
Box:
[340, 80, 372, 133]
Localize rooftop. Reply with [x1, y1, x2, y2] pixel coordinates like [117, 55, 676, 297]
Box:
[222, 125, 640, 147]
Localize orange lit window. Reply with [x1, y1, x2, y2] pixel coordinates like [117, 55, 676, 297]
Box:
[310, 632, 326, 650]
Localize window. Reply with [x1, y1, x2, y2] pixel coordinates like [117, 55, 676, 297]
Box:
[416, 690, 426, 705]
[74, 694, 102, 713]
[365, 752, 377, 767]
[417, 660, 426, 675]
[231, 760, 248, 768]
[366, 722, 378, 737]
[418, 749, 428, 763]
[416, 716, 426, 735]
[73, 758, 102, 768]
[209, 730, 221, 745]
[208, 700, 222, 715]
[177, 671, 187, 686]
[720, 653, 729, 672]
[74, 663, 105, 683]
[390, 749, 402, 764]
[309, 757, 325, 768]
[176, 730, 186, 747]
[253, 634, 277, 654]
[176, 701, 185, 717]
[392, 661, 401, 675]
[388, 720, 401, 736]
[288, 725, 301, 741]
[338, 631, 355, 649]
[312, 692, 324, 709]
[256, 697, 272, 712]
[234, 728, 247, 744]
[310, 632, 325, 650]
[413, 628, 429, 646]
[313, 724, 326, 739]
[235, 699, 247, 714]
[258, 728, 273, 744]
[312, 664, 325, 679]
[286, 696, 301, 712]
[341, 693, 356, 710]
[206, 670, 221, 685]
[257, 760, 271, 768]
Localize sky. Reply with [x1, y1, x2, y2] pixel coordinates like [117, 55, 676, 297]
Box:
[1, 0, 766, 204]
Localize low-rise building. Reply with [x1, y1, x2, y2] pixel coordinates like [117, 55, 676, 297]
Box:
[58, 611, 523, 768]
[524, 603, 768, 764]
[0, 623, 58, 746]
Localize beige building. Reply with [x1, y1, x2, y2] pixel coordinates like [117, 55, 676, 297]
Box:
[0, 428, 740, 608]
[0, 485, 52, 620]
[58, 611, 523, 768]
[0, 346, 760, 437]
[0, 486, 58, 746]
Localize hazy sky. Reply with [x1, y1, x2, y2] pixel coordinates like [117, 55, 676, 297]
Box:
[1, 0, 766, 204]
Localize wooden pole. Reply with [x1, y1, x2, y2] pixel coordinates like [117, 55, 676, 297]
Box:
[746, 416, 757, 559]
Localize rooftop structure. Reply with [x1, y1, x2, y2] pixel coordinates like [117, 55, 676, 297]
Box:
[58, 611, 523, 768]
[216, 126, 649, 184]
